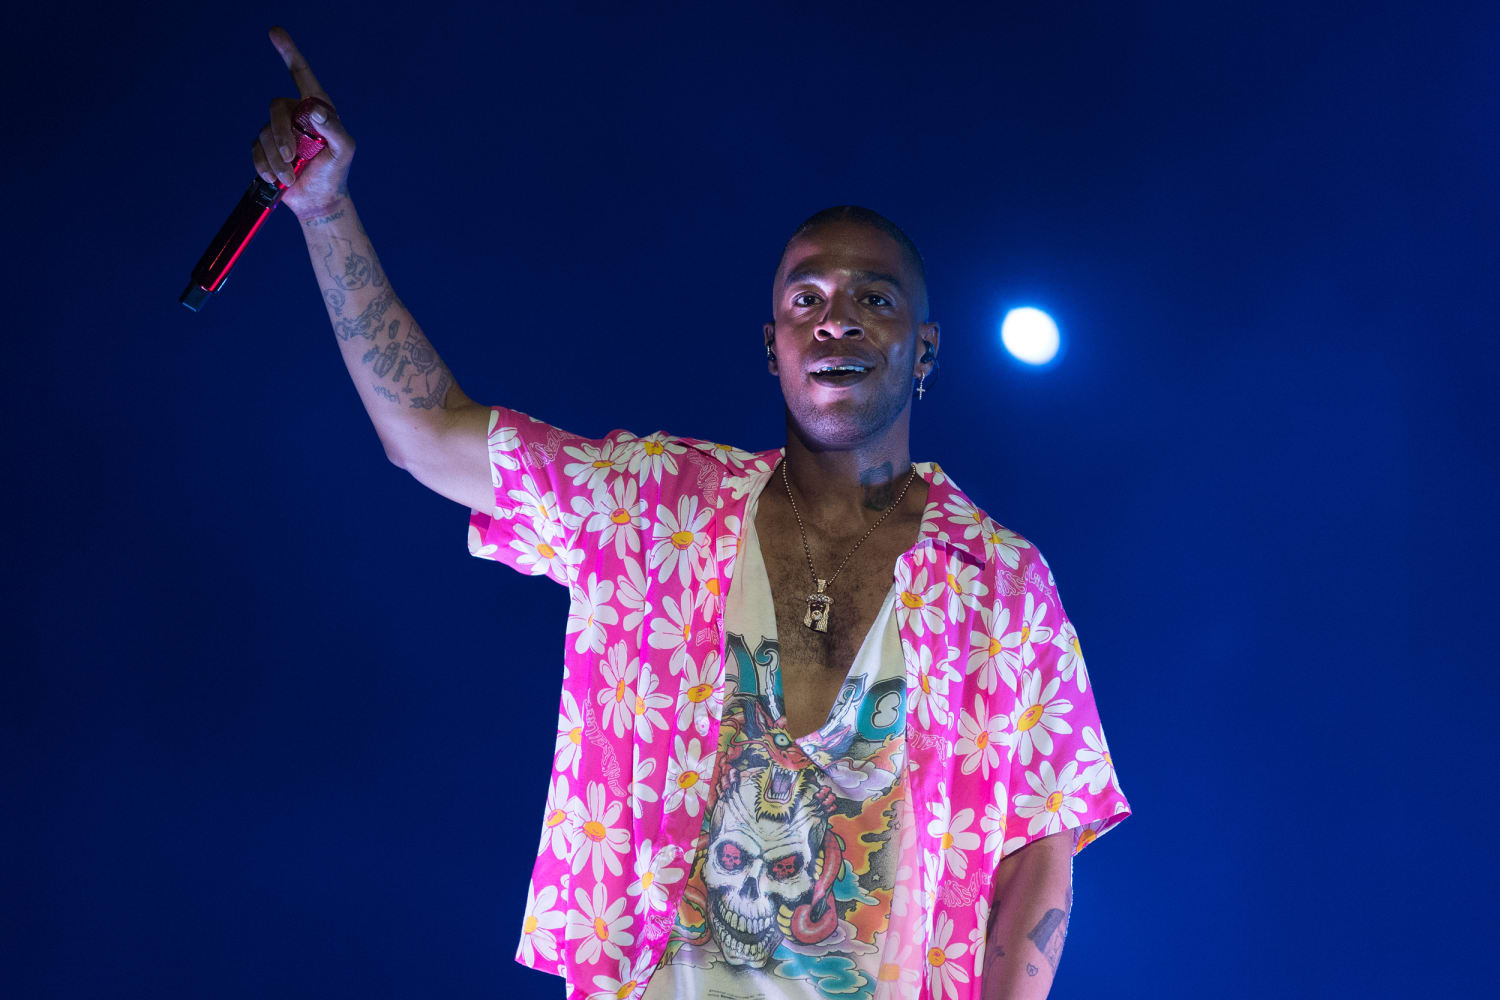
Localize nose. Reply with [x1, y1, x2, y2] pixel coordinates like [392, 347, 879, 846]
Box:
[815, 296, 864, 340]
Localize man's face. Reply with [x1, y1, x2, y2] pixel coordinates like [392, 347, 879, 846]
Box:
[765, 221, 939, 449]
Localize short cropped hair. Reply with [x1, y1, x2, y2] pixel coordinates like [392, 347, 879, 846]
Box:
[778, 205, 929, 319]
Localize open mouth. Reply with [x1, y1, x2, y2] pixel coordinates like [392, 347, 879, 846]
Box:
[809, 364, 871, 388]
[765, 764, 795, 803]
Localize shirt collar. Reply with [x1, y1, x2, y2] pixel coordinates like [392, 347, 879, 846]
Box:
[744, 449, 989, 570]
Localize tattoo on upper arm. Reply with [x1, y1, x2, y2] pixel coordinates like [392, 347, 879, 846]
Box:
[359, 317, 455, 410]
[1026, 963, 1038, 976]
[1027, 907, 1068, 973]
[324, 288, 345, 316]
[373, 385, 399, 402]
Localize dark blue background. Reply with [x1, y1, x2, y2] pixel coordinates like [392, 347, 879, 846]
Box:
[13, 2, 1497, 997]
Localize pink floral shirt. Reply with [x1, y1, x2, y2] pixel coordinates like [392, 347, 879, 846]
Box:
[465, 406, 1131, 1000]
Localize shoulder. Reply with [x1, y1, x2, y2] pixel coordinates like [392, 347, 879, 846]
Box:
[924, 461, 1056, 585]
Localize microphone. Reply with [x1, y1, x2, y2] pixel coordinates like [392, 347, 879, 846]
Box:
[179, 97, 333, 312]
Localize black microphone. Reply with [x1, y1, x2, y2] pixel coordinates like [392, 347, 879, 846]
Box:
[179, 97, 332, 312]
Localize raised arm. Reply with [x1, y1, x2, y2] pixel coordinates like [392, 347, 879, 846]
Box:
[253, 26, 492, 512]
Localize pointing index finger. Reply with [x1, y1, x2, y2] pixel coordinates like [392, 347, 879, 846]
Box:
[268, 25, 327, 100]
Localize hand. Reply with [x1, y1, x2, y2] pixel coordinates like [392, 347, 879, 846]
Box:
[251, 26, 356, 219]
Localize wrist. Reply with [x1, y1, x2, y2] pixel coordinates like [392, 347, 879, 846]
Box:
[292, 188, 353, 227]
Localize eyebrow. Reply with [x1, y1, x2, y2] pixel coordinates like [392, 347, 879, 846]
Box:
[782, 267, 905, 292]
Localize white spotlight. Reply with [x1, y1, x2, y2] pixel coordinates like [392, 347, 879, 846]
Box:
[1001, 307, 1060, 365]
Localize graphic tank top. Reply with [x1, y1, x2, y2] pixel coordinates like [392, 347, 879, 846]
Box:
[643, 484, 925, 1000]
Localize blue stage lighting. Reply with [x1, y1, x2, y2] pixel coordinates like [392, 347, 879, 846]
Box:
[1001, 307, 1060, 365]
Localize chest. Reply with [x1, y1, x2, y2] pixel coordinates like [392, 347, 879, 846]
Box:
[752, 493, 924, 738]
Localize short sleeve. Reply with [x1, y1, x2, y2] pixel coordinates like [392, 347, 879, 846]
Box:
[465, 405, 637, 588]
[1001, 549, 1131, 858]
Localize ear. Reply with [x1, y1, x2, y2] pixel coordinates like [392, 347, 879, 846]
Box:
[915, 321, 941, 377]
[763, 321, 778, 375]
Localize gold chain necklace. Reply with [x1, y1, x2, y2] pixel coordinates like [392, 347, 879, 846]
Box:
[781, 458, 918, 633]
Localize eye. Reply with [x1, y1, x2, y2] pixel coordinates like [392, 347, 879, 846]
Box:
[769, 854, 804, 881]
[792, 292, 821, 308]
[773, 732, 791, 748]
[717, 842, 746, 872]
[864, 293, 891, 307]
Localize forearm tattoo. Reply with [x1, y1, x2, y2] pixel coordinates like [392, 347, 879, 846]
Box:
[321, 236, 383, 291]
[332, 287, 396, 342]
[360, 316, 455, 410]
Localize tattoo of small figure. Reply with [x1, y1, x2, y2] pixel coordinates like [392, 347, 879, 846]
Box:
[321, 236, 375, 290]
[333, 288, 395, 342]
[1028, 907, 1068, 973]
[324, 288, 345, 315]
[860, 461, 898, 510]
[1026, 963, 1038, 977]
[360, 317, 454, 409]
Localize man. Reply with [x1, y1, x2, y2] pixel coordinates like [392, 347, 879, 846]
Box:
[254, 26, 1130, 1000]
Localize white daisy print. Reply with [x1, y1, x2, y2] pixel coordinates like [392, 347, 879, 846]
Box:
[955, 693, 1009, 778]
[625, 838, 683, 917]
[926, 784, 981, 880]
[969, 896, 991, 977]
[561, 438, 631, 490]
[646, 594, 693, 675]
[509, 522, 583, 579]
[906, 638, 956, 729]
[648, 495, 712, 586]
[518, 880, 565, 966]
[980, 519, 1031, 570]
[724, 458, 775, 500]
[569, 780, 630, 880]
[566, 477, 647, 558]
[676, 650, 723, 735]
[1016, 591, 1056, 666]
[1076, 725, 1120, 796]
[588, 953, 656, 1000]
[506, 473, 562, 538]
[566, 572, 619, 655]
[615, 558, 652, 633]
[486, 411, 521, 472]
[940, 552, 988, 625]
[925, 911, 971, 1000]
[980, 779, 1008, 864]
[627, 431, 687, 484]
[629, 751, 659, 822]
[692, 440, 755, 468]
[554, 691, 584, 778]
[1014, 759, 1087, 837]
[537, 773, 576, 861]
[966, 603, 1022, 694]
[943, 494, 988, 541]
[663, 736, 712, 817]
[1011, 668, 1075, 766]
[567, 882, 634, 964]
[596, 642, 641, 739]
[629, 663, 672, 742]
[1052, 618, 1088, 692]
[895, 561, 946, 636]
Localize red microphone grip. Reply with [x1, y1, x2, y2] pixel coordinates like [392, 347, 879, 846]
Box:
[179, 97, 335, 311]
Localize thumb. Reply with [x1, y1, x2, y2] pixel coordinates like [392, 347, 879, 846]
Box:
[306, 106, 354, 160]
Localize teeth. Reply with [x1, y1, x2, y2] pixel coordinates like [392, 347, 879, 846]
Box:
[815, 365, 867, 374]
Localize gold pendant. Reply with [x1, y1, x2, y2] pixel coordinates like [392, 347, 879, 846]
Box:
[803, 579, 832, 632]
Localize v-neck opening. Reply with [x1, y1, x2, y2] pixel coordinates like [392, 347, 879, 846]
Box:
[739, 474, 899, 745]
